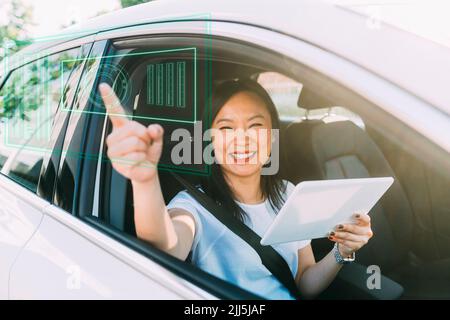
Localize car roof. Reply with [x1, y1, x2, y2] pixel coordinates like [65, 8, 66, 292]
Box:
[6, 0, 450, 114]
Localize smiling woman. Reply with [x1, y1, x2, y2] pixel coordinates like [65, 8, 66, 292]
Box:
[201, 80, 285, 223]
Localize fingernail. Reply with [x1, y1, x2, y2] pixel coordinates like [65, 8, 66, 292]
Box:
[338, 224, 344, 229]
[152, 125, 161, 134]
[99, 83, 109, 92]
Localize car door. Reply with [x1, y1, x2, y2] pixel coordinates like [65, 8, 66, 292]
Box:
[0, 46, 83, 299]
[0, 173, 47, 300]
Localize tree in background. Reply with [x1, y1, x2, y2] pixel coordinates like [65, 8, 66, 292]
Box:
[120, 0, 153, 9]
[0, 0, 33, 60]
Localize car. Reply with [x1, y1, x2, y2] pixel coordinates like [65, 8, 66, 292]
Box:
[0, 0, 449, 300]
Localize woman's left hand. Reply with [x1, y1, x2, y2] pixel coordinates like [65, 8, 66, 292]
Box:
[328, 213, 373, 257]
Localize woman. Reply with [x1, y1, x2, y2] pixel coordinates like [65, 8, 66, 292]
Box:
[99, 79, 373, 299]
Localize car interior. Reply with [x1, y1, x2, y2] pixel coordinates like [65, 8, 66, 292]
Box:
[94, 36, 450, 300]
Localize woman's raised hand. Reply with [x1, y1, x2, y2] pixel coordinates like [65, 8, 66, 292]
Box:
[99, 83, 164, 183]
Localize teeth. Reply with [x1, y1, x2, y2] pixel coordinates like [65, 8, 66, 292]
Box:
[230, 152, 256, 160]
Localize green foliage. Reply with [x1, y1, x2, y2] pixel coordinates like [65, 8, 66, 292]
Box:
[0, 0, 33, 60]
[120, 0, 152, 9]
[0, 49, 81, 127]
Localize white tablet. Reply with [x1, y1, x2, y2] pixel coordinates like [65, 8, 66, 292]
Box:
[260, 177, 394, 246]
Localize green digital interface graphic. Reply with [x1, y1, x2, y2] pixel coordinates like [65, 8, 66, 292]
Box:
[59, 47, 197, 124]
[2, 50, 77, 152]
[0, 14, 212, 177]
[148, 60, 185, 107]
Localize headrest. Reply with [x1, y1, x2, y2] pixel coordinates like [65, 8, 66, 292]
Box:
[297, 86, 336, 110]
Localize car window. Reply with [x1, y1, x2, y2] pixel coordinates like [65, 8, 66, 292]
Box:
[0, 47, 81, 192]
[85, 32, 450, 301]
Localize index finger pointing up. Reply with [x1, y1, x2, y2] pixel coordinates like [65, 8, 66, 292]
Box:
[99, 83, 129, 128]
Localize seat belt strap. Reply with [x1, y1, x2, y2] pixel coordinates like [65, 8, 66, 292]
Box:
[171, 173, 301, 299]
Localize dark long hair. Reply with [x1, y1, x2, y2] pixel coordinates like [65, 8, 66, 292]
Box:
[201, 79, 286, 223]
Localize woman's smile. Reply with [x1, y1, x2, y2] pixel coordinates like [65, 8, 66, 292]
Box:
[229, 150, 258, 163]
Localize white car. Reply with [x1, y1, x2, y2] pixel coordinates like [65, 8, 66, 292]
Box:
[0, 0, 449, 299]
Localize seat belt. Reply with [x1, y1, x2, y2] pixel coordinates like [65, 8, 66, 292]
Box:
[171, 173, 302, 300]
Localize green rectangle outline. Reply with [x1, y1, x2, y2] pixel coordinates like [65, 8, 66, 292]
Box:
[59, 47, 197, 124]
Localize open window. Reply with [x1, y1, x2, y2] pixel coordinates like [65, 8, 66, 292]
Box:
[77, 31, 450, 299]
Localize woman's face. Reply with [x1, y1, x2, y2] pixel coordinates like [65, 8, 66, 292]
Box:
[211, 91, 273, 179]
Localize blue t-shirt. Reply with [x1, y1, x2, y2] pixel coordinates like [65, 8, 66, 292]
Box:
[167, 180, 311, 300]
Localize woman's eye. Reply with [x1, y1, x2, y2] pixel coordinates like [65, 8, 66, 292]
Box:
[219, 126, 233, 130]
[249, 123, 263, 128]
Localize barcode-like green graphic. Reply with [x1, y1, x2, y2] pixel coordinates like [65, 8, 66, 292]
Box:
[177, 62, 186, 108]
[147, 65, 154, 105]
[147, 61, 186, 108]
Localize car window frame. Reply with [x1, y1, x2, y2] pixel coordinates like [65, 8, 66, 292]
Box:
[76, 35, 273, 300]
[77, 30, 407, 300]
[75, 20, 450, 300]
